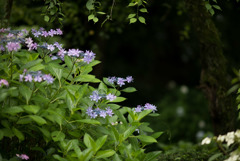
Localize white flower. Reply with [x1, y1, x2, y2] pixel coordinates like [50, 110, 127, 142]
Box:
[226, 132, 235, 146]
[235, 130, 240, 138]
[201, 137, 211, 145]
[224, 154, 239, 161]
[217, 135, 225, 142]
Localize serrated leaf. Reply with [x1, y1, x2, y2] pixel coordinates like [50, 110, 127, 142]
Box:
[121, 87, 137, 93]
[128, 14, 136, 19]
[28, 115, 47, 125]
[95, 150, 115, 159]
[23, 105, 40, 114]
[140, 8, 148, 13]
[135, 135, 157, 143]
[138, 16, 146, 24]
[130, 18, 137, 24]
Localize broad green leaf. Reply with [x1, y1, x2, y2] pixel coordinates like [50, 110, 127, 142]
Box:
[53, 154, 68, 161]
[12, 127, 24, 141]
[137, 109, 152, 121]
[51, 131, 65, 142]
[93, 17, 99, 23]
[80, 148, 94, 161]
[128, 2, 137, 6]
[17, 118, 32, 124]
[64, 56, 73, 69]
[29, 64, 45, 71]
[130, 18, 137, 24]
[76, 84, 88, 104]
[138, 16, 146, 24]
[114, 110, 127, 125]
[98, 82, 108, 93]
[209, 8, 215, 15]
[110, 97, 126, 103]
[113, 153, 122, 161]
[75, 119, 100, 125]
[143, 151, 162, 161]
[1, 128, 14, 138]
[4, 106, 23, 115]
[151, 132, 164, 139]
[212, 5, 221, 10]
[44, 15, 50, 22]
[140, 8, 148, 13]
[135, 135, 157, 143]
[28, 115, 47, 125]
[51, 67, 62, 81]
[208, 153, 223, 161]
[205, 3, 212, 10]
[38, 127, 51, 139]
[88, 14, 95, 21]
[96, 135, 108, 151]
[123, 126, 138, 140]
[121, 87, 137, 93]
[19, 85, 32, 104]
[66, 93, 75, 112]
[128, 14, 136, 19]
[84, 133, 96, 149]
[86, 0, 94, 10]
[21, 59, 42, 70]
[75, 74, 100, 83]
[23, 105, 40, 114]
[95, 150, 115, 159]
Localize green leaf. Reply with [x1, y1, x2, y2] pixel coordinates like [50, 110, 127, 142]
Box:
[19, 85, 32, 104]
[29, 64, 45, 71]
[135, 135, 157, 143]
[212, 5, 221, 10]
[140, 8, 148, 13]
[53, 154, 68, 161]
[44, 15, 50, 22]
[143, 151, 162, 161]
[84, 133, 96, 149]
[75, 74, 100, 83]
[93, 17, 99, 23]
[96, 135, 108, 151]
[137, 109, 152, 121]
[17, 118, 32, 124]
[97, 12, 106, 15]
[208, 153, 223, 161]
[50, 66, 62, 81]
[28, 115, 47, 125]
[209, 8, 215, 15]
[88, 14, 95, 21]
[51, 131, 65, 142]
[75, 119, 101, 125]
[128, 14, 136, 19]
[151, 132, 164, 139]
[95, 150, 115, 159]
[86, 0, 94, 10]
[12, 127, 24, 141]
[121, 87, 137, 93]
[138, 16, 146, 24]
[123, 126, 138, 140]
[205, 3, 212, 10]
[23, 105, 40, 114]
[128, 2, 137, 6]
[110, 97, 126, 103]
[4, 106, 23, 115]
[21, 59, 42, 70]
[130, 18, 137, 24]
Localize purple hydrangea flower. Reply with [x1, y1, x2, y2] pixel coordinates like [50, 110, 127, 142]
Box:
[107, 77, 116, 84]
[126, 76, 133, 83]
[134, 105, 142, 113]
[89, 91, 102, 102]
[0, 45, 5, 51]
[57, 49, 66, 59]
[41, 31, 48, 37]
[54, 42, 62, 50]
[56, 28, 63, 35]
[6, 42, 21, 52]
[106, 93, 116, 101]
[25, 37, 33, 45]
[117, 78, 126, 87]
[86, 107, 93, 116]
[83, 50, 95, 64]
[24, 74, 33, 82]
[68, 49, 82, 57]
[7, 33, 14, 38]
[34, 75, 42, 82]
[16, 154, 29, 160]
[144, 103, 157, 112]
[47, 44, 55, 51]
[106, 107, 113, 117]
[0, 79, 9, 87]
[33, 31, 41, 37]
[99, 110, 107, 118]
[48, 29, 56, 37]
[19, 74, 24, 82]
[42, 74, 54, 84]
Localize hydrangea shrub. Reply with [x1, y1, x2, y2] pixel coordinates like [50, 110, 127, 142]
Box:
[0, 27, 162, 161]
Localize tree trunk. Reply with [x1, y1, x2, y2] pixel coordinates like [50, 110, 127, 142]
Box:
[0, 0, 13, 27]
[184, 0, 237, 135]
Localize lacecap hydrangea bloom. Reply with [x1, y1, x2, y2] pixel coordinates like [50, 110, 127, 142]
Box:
[133, 103, 157, 113]
[86, 107, 113, 119]
[107, 76, 133, 87]
[20, 70, 54, 84]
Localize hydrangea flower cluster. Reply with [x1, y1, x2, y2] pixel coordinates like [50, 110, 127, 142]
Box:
[0, 79, 9, 87]
[107, 76, 133, 87]
[86, 107, 113, 119]
[16, 154, 29, 160]
[89, 91, 117, 102]
[133, 103, 157, 113]
[19, 70, 54, 84]
[31, 28, 63, 38]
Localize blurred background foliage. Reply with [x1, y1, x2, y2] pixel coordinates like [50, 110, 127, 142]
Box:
[1, 0, 240, 153]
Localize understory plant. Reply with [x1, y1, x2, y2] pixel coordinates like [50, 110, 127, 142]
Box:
[0, 27, 162, 161]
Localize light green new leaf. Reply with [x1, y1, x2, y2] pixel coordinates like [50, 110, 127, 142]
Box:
[128, 13, 136, 19]
[4, 106, 23, 115]
[21, 59, 42, 70]
[86, 0, 94, 10]
[88, 14, 95, 21]
[84, 133, 96, 149]
[93, 17, 99, 23]
[205, 3, 212, 10]
[75, 74, 100, 83]
[23, 105, 40, 114]
[138, 16, 146, 24]
[123, 126, 138, 140]
[53, 154, 68, 161]
[12, 127, 24, 141]
[137, 109, 152, 121]
[121, 87, 137, 93]
[51, 67, 63, 81]
[75, 119, 100, 125]
[96, 135, 108, 151]
[51, 131, 65, 142]
[44, 15, 50, 22]
[95, 150, 115, 159]
[28, 115, 47, 125]
[143, 151, 162, 161]
[135, 135, 157, 143]
[110, 97, 126, 103]
[130, 18, 137, 24]
[140, 8, 148, 13]
[212, 5, 221, 10]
